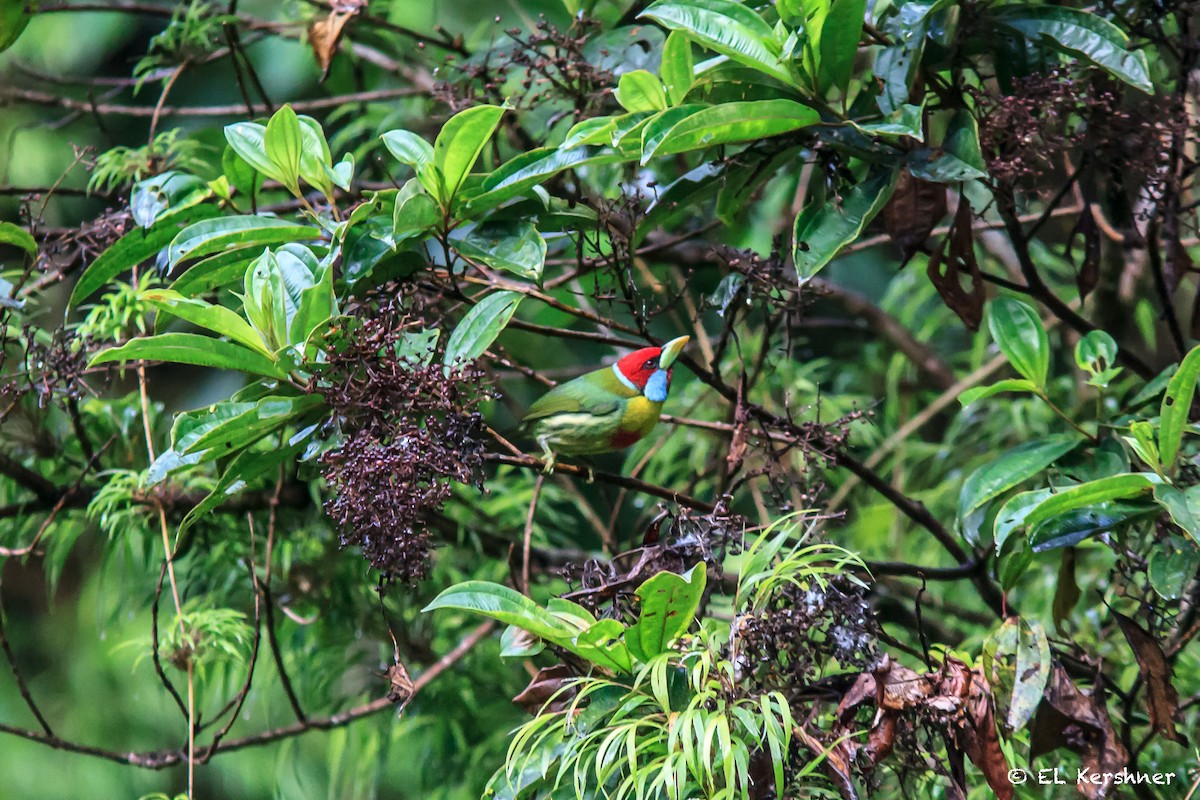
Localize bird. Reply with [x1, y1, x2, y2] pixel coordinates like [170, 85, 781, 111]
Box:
[520, 335, 690, 473]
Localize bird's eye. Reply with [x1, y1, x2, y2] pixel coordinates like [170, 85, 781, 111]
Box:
[644, 359, 656, 370]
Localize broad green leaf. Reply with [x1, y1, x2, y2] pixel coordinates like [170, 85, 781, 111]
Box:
[185, 395, 326, 455]
[224, 122, 281, 185]
[170, 251, 256, 295]
[297, 115, 335, 196]
[1030, 501, 1152, 551]
[166, 216, 321, 269]
[640, 163, 723, 242]
[143, 289, 271, 356]
[992, 5, 1153, 93]
[392, 187, 441, 241]
[498, 625, 545, 658]
[561, 116, 621, 148]
[1124, 420, 1160, 471]
[465, 146, 606, 214]
[616, 69, 668, 112]
[994, 488, 1054, 553]
[433, 104, 506, 206]
[0, 221, 36, 257]
[69, 205, 221, 308]
[0, 0, 31, 53]
[454, 222, 546, 281]
[443, 290, 523, 368]
[958, 379, 1040, 406]
[148, 400, 263, 484]
[643, 99, 819, 162]
[641, 0, 796, 87]
[1159, 344, 1200, 471]
[819, 0, 866, 96]
[423, 581, 578, 642]
[958, 436, 1081, 522]
[625, 564, 707, 662]
[1148, 539, 1200, 600]
[381, 129, 435, 169]
[1154, 484, 1200, 545]
[942, 109, 988, 176]
[988, 297, 1048, 387]
[178, 436, 308, 536]
[639, 104, 708, 162]
[793, 166, 898, 282]
[660, 31, 695, 104]
[1024, 473, 1158, 531]
[1075, 330, 1121, 386]
[264, 104, 304, 192]
[573, 619, 634, 674]
[853, 103, 924, 140]
[984, 617, 1050, 733]
[89, 333, 290, 380]
[130, 171, 210, 229]
[290, 262, 335, 348]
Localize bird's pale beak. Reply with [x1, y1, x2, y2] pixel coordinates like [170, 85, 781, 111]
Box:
[658, 335, 690, 369]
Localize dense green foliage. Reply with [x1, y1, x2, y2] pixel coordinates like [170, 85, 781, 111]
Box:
[1, 0, 1199, 798]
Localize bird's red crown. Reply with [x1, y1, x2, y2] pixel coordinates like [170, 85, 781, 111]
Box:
[615, 346, 669, 390]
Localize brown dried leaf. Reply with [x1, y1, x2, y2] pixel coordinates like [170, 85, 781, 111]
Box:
[883, 169, 947, 262]
[309, 11, 354, 80]
[927, 198, 985, 330]
[795, 724, 860, 800]
[385, 661, 414, 705]
[1113, 611, 1185, 744]
[1030, 663, 1130, 798]
[512, 664, 575, 716]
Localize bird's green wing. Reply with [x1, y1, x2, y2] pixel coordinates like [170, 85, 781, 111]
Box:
[520, 372, 628, 423]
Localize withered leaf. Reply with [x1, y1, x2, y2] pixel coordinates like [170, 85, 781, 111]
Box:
[795, 723, 860, 800]
[883, 169, 947, 263]
[385, 661, 414, 705]
[1030, 663, 1130, 799]
[1112, 611, 1185, 744]
[927, 198, 985, 330]
[512, 664, 575, 716]
[309, 3, 363, 81]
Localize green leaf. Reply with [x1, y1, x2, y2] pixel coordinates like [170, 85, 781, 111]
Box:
[143, 289, 270, 356]
[660, 31, 695, 105]
[639, 104, 708, 162]
[616, 69, 669, 112]
[625, 564, 707, 663]
[573, 619, 633, 674]
[1075, 330, 1121, 386]
[433, 104, 507, 206]
[297, 115, 335, 197]
[853, 103, 924, 140]
[958, 378, 1040, 406]
[793, 166, 898, 282]
[443, 290, 523, 368]
[1159, 344, 1200, 471]
[641, 0, 796, 87]
[166, 216, 321, 270]
[1148, 539, 1200, 600]
[185, 395, 325, 455]
[89, 333, 290, 380]
[131, 171, 210, 229]
[290, 262, 335, 348]
[958, 436, 1081, 523]
[264, 104, 304, 193]
[1154, 484, 1200, 545]
[0, 221, 36, 258]
[423, 581, 578, 642]
[454, 222, 546, 281]
[643, 99, 819, 162]
[465, 146, 605, 214]
[988, 297, 1049, 387]
[942, 109, 988, 176]
[994, 488, 1055, 553]
[992, 5, 1153, 94]
[178, 436, 308, 536]
[224, 122, 280, 185]
[170, 251, 256, 296]
[1025, 473, 1158, 531]
[819, 0, 866, 96]
[984, 617, 1050, 733]
[381, 129, 435, 169]
[1030, 501, 1152, 551]
[69, 205, 221, 308]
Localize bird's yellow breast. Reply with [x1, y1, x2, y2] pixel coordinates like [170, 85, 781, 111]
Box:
[621, 395, 664, 438]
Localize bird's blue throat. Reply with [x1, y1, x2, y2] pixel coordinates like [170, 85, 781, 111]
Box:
[644, 370, 669, 402]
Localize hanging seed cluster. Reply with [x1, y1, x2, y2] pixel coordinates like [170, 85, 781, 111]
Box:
[315, 297, 489, 584]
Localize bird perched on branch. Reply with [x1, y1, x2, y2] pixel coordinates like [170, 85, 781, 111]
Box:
[520, 335, 690, 472]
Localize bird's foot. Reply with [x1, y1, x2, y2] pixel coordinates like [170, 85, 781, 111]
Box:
[585, 467, 595, 484]
[540, 453, 557, 474]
